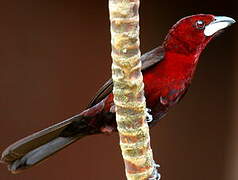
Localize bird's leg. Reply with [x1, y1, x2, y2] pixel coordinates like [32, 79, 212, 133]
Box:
[146, 109, 159, 179]
[146, 108, 153, 122]
[110, 105, 116, 113]
[149, 161, 161, 180]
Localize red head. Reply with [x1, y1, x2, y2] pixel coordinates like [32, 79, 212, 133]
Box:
[163, 14, 235, 55]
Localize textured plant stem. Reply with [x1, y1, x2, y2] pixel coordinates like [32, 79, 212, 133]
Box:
[109, 0, 155, 179]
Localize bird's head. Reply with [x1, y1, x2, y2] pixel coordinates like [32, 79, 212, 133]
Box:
[164, 14, 235, 55]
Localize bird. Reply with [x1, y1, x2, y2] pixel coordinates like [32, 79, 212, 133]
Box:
[1, 14, 235, 174]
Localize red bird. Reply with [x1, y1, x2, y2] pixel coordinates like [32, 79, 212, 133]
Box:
[1, 14, 235, 173]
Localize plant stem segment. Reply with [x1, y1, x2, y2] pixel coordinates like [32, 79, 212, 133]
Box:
[109, 0, 156, 179]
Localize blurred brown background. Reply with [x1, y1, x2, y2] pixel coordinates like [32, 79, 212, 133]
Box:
[0, 0, 237, 180]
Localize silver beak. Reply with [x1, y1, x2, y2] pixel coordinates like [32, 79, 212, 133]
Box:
[204, 16, 236, 36]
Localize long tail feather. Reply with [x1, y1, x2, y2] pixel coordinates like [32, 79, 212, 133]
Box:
[1, 114, 96, 173]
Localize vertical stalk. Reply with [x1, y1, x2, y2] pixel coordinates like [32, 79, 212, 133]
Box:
[109, 0, 157, 179]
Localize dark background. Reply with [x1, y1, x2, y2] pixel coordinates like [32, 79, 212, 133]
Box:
[0, 0, 237, 180]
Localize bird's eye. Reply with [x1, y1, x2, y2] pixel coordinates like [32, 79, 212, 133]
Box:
[195, 20, 206, 30]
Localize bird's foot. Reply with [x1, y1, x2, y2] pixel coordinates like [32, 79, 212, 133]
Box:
[110, 105, 116, 113]
[146, 108, 153, 122]
[149, 161, 161, 180]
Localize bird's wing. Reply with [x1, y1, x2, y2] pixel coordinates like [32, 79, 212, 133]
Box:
[87, 46, 165, 108]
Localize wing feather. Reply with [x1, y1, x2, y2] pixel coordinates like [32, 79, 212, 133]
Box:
[87, 46, 165, 107]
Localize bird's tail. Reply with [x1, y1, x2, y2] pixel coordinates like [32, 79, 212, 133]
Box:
[1, 114, 98, 174]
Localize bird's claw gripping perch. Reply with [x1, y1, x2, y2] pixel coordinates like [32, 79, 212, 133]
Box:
[146, 108, 153, 122]
[149, 161, 161, 180]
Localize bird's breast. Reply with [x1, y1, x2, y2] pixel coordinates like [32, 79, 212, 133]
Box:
[143, 52, 197, 109]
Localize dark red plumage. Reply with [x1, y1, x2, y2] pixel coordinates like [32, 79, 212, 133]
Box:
[1, 14, 235, 173]
[93, 14, 220, 125]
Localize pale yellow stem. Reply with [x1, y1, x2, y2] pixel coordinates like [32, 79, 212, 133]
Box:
[108, 0, 157, 179]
